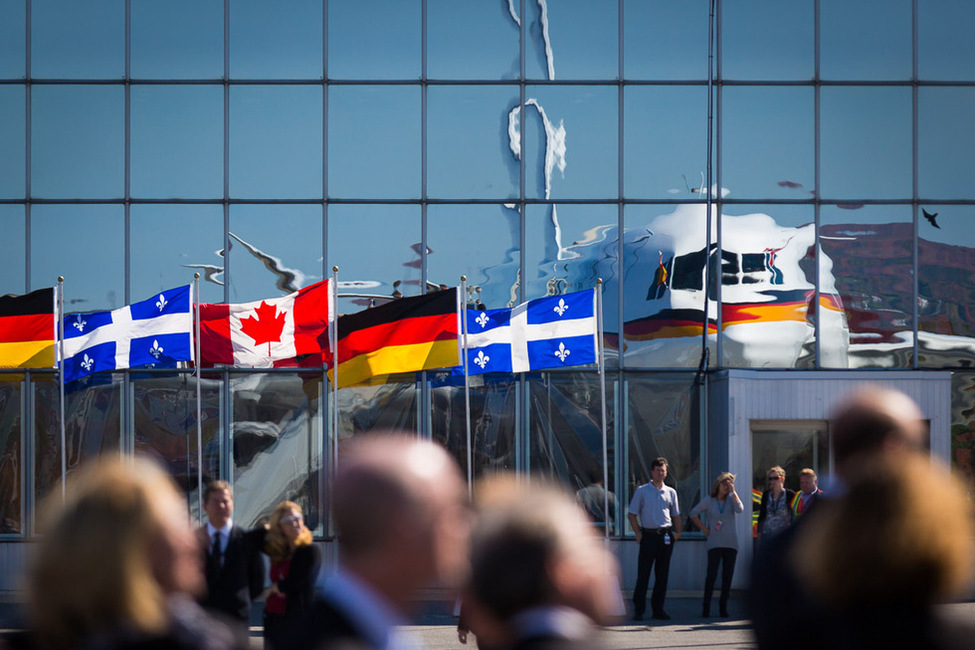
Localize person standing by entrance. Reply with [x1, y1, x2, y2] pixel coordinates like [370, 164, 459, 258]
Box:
[689, 472, 744, 618]
[755, 466, 794, 544]
[627, 457, 682, 621]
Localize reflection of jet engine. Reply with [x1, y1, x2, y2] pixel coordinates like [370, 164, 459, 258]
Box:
[557, 201, 850, 368]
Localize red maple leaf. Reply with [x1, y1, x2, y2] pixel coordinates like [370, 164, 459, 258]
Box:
[240, 301, 287, 356]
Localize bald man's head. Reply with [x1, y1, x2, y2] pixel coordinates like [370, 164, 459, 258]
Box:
[831, 386, 926, 476]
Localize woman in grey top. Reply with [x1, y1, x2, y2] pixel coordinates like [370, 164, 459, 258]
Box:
[689, 472, 744, 618]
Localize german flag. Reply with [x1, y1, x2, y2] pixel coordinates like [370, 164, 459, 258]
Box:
[329, 289, 459, 388]
[0, 288, 56, 369]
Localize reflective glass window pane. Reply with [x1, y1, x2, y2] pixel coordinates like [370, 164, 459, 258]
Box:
[821, 0, 911, 81]
[918, 205, 975, 367]
[336, 383, 418, 439]
[721, 0, 814, 81]
[722, 87, 814, 201]
[0, 206, 26, 295]
[522, 86, 617, 200]
[230, 0, 322, 79]
[32, 377, 122, 528]
[328, 205, 420, 313]
[0, 0, 25, 79]
[820, 87, 912, 200]
[31, 205, 124, 310]
[31, 85, 124, 199]
[624, 0, 709, 81]
[524, 0, 618, 81]
[427, 86, 519, 200]
[427, 0, 520, 80]
[328, 86, 419, 200]
[131, 374, 222, 516]
[431, 376, 517, 488]
[919, 0, 975, 81]
[528, 372, 618, 533]
[0, 86, 25, 199]
[524, 203, 619, 368]
[0, 379, 23, 535]
[231, 373, 323, 533]
[624, 86, 709, 200]
[31, 0, 123, 79]
[625, 374, 700, 535]
[721, 204, 818, 368]
[130, 205, 224, 304]
[950, 373, 975, 487]
[131, 0, 224, 79]
[328, 0, 420, 80]
[228, 205, 323, 303]
[229, 86, 323, 199]
[820, 205, 914, 368]
[131, 85, 223, 200]
[621, 205, 707, 370]
[427, 205, 520, 311]
[919, 88, 975, 201]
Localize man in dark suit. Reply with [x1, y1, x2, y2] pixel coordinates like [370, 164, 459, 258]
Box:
[199, 480, 264, 643]
[290, 434, 469, 650]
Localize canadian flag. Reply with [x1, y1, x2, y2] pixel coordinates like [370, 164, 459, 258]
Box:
[197, 280, 333, 367]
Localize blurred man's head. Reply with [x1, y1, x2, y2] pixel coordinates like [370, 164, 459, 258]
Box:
[798, 469, 818, 495]
[203, 480, 233, 529]
[831, 386, 926, 478]
[332, 433, 469, 611]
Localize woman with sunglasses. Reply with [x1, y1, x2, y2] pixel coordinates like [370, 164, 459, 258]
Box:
[689, 472, 744, 618]
[755, 466, 795, 545]
[261, 501, 321, 650]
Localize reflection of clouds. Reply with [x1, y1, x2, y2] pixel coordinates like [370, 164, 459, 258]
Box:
[507, 0, 555, 80]
[507, 99, 567, 200]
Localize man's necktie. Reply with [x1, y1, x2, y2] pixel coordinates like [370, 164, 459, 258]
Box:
[212, 530, 223, 567]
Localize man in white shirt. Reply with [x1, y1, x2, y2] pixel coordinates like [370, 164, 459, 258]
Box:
[627, 457, 682, 621]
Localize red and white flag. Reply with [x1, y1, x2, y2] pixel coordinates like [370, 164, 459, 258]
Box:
[197, 280, 333, 367]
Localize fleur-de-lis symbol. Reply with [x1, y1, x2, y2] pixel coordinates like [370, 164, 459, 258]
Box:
[475, 312, 490, 329]
[474, 350, 490, 369]
[72, 315, 87, 332]
[149, 339, 164, 359]
[80, 354, 94, 372]
[554, 342, 570, 362]
[155, 294, 168, 311]
[553, 298, 569, 316]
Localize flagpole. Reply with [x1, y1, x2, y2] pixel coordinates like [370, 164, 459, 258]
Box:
[57, 277, 66, 503]
[193, 273, 203, 522]
[460, 277, 472, 499]
[595, 280, 609, 542]
[330, 267, 339, 482]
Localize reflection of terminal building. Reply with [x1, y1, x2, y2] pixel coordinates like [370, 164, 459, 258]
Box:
[3, 2, 975, 599]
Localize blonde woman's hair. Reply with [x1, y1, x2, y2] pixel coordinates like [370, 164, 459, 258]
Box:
[767, 466, 785, 480]
[710, 472, 735, 498]
[793, 452, 973, 609]
[265, 500, 313, 562]
[27, 455, 185, 648]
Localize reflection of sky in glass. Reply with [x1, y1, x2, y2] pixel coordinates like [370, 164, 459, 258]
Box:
[31, 0, 123, 79]
[0, 206, 26, 296]
[919, 88, 975, 200]
[31, 205, 125, 310]
[230, 0, 323, 79]
[919, 0, 975, 81]
[722, 87, 814, 200]
[721, 1, 814, 80]
[131, 0, 223, 79]
[31, 86, 124, 199]
[624, 0, 709, 81]
[821, 87, 912, 199]
[0, 86, 25, 199]
[131, 86, 223, 199]
[0, 0, 25, 78]
[821, 0, 911, 80]
[328, 0, 420, 80]
[533, 0, 619, 80]
[427, 0, 519, 80]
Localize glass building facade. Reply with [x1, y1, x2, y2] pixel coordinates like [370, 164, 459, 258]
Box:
[3, 1, 975, 562]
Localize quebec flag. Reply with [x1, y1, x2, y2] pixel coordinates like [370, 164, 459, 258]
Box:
[463, 289, 598, 375]
[60, 285, 194, 383]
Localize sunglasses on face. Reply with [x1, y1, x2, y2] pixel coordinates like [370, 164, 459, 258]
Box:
[768, 476, 782, 481]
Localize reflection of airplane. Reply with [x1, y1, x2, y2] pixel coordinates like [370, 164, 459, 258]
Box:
[553, 197, 850, 368]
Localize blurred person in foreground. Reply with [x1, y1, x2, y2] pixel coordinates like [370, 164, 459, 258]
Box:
[791, 452, 974, 649]
[463, 475, 621, 650]
[688, 472, 743, 618]
[749, 385, 940, 649]
[2, 455, 238, 650]
[260, 501, 321, 650]
[290, 434, 470, 650]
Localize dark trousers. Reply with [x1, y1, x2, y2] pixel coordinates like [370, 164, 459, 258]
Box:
[703, 547, 738, 614]
[633, 529, 674, 616]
